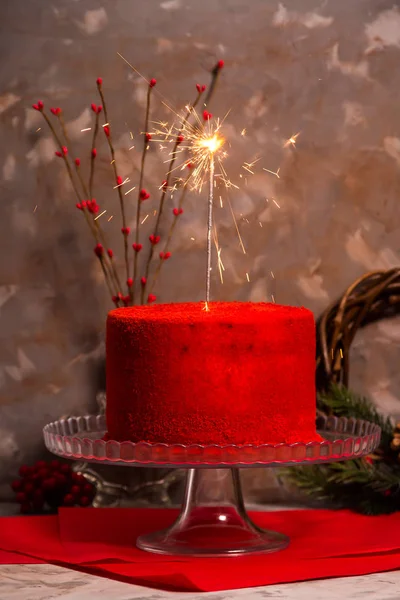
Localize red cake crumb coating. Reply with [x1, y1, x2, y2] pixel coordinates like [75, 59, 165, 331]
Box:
[106, 302, 320, 445]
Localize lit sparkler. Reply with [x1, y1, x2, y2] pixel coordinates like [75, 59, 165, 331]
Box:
[151, 109, 226, 307]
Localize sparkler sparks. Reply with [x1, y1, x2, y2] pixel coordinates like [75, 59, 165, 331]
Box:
[151, 109, 228, 194]
[263, 167, 280, 179]
[283, 132, 300, 148]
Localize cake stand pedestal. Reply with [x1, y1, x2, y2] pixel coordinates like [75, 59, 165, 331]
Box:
[43, 414, 380, 557]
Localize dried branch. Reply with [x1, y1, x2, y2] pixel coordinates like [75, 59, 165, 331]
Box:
[148, 169, 192, 298]
[140, 87, 204, 304]
[97, 79, 131, 294]
[132, 79, 156, 304]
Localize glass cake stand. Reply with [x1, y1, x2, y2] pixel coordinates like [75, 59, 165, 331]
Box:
[43, 414, 380, 557]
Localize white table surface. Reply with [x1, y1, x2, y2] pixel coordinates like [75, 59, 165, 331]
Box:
[1, 564, 400, 600]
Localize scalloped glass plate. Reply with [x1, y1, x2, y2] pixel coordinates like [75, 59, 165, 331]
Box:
[43, 414, 381, 468]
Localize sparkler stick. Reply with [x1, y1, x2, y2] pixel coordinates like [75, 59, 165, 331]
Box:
[206, 155, 214, 306]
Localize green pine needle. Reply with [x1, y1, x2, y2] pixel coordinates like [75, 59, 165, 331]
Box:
[318, 384, 393, 450]
[282, 385, 400, 515]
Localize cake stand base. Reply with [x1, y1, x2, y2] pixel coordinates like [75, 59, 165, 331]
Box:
[137, 468, 288, 556]
[43, 414, 381, 557]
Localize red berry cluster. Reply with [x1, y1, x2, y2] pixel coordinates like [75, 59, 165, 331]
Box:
[11, 460, 95, 514]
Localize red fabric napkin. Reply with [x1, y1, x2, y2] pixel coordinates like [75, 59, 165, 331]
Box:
[1, 508, 400, 591]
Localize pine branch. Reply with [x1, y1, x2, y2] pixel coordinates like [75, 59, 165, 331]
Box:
[318, 384, 393, 449]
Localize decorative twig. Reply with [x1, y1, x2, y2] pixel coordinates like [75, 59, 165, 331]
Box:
[147, 168, 193, 298]
[132, 78, 156, 304]
[140, 86, 205, 304]
[96, 78, 131, 294]
[34, 102, 121, 305]
[89, 103, 102, 198]
[203, 60, 224, 108]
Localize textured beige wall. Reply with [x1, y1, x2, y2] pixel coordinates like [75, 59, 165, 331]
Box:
[1, 0, 400, 502]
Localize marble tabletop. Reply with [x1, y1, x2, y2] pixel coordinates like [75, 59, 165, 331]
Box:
[1, 564, 400, 600]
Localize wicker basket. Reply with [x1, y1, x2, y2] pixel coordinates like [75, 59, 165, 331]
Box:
[316, 269, 400, 392]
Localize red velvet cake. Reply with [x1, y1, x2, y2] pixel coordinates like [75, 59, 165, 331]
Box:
[106, 302, 319, 445]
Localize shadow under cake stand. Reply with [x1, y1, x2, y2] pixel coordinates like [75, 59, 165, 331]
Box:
[43, 415, 380, 557]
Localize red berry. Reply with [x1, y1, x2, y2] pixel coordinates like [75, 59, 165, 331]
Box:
[31, 474, 42, 487]
[75, 158, 81, 167]
[55, 474, 67, 488]
[63, 494, 75, 506]
[60, 464, 71, 475]
[141, 277, 147, 286]
[62, 146, 68, 155]
[32, 490, 44, 510]
[173, 207, 183, 216]
[104, 125, 110, 137]
[16, 492, 27, 504]
[91, 148, 97, 158]
[72, 473, 86, 485]
[145, 133, 152, 142]
[19, 465, 30, 477]
[122, 295, 130, 306]
[94, 243, 104, 257]
[116, 175, 123, 185]
[70, 485, 80, 497]
[147, 294, 156, 304]
[24, 483, 34, 496]
[11, 479, 22, 492]
[217, 59, 224, 69]
[132, 243, 142, 253]
[91, 103, 97, 113]
[37, 468, 50, 480]
[107, 248, 114, 258]
[177, 135, 184, 144]
[35, 460, 47, 469]
[161, 180, 168, 190]
[127, 278, 133, 288]
[83, 483, 93, 495]
[149, 78, 157, 88]
[140, 189, 150, 201]
[96, 105, 103, 114]
[79, 496, 91, 507]
[20, 502, 31, 514]
[149, 234, 160, 245]
[42, 478, 57, 491]
[96, 77, 103, 86]
[203, 110, 212, 121]
[50, 460, 60, 470]
[121, 227, 130, 235]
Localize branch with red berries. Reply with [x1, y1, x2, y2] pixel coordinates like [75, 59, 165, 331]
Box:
[33, 59, 225, 308]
